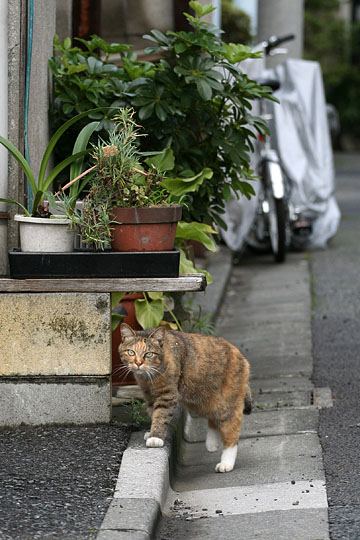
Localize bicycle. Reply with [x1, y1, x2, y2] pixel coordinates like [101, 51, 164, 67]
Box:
[245, 33, 296, 263]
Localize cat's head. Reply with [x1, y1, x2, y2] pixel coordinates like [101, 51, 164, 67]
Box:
[118, 323, 166, 380]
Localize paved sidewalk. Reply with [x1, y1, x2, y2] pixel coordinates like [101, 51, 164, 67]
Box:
[156, 253, 331, 539]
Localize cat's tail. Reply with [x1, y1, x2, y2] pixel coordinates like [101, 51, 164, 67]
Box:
[243, 385, 252, 415]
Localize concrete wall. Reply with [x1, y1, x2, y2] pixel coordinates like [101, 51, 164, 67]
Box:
[0, 292, 112, 426]
[0, 1, 8, 274]
[257, 0, 304, 67]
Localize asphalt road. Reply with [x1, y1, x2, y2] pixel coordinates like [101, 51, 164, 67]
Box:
[0, 424, 130, 539]
[311, 153, 360, 539]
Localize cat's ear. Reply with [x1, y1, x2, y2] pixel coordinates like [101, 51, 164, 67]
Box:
[148, 326, 166, 345]
[120, 323, 137, 341]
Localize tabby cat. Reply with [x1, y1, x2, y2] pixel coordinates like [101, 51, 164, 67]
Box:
[119, 323, 252, 473]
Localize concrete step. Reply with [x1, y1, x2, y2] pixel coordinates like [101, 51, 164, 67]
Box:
[174, 432, 324, 491]
[183, 407, 319, 444]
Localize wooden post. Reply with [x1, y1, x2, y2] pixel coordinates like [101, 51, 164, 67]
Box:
[72, 0, 102, 39]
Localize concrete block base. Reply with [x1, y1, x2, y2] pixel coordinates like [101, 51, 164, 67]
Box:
[0, 377, 111, 426]
[0, 292, 111, 425]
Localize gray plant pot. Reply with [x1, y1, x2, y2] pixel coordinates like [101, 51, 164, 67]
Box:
[14, 214, 75, 253]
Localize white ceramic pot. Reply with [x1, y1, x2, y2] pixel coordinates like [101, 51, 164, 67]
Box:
[14, 214, 75, 253]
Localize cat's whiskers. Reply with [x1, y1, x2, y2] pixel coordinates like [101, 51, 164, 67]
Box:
[113, 364, 130, 376]
[113, 364, 135, 382]
[120, 368, 132, 382]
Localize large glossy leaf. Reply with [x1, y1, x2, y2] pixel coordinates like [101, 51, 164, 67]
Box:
[221, 43, 261, 64]
[138, 103, 155, 120]
[175, 221, 218, 252]
[196, 79, 212, 100]
[162, 168, 213, 197]
[145, 147, 174, 172]
[135, 298, 164, 329]
[179, 249, 213, 284]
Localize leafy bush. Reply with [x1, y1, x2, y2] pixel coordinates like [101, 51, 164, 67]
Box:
[221, 0, 252, 44]
[304, 0, 360, 140]
[50, 1, 271, 227]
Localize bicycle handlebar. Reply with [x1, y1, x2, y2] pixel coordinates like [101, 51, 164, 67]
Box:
[264, 34, 295, 55]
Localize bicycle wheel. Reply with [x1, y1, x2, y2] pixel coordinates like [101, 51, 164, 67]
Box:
[268, 195, 286, 263]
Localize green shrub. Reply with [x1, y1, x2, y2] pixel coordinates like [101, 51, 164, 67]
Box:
[221, 0, 252, 44]
[304, 0, 360, 140]
[50, 2, 272, 226]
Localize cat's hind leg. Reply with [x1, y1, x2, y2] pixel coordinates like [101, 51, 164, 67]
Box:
[215, 406, 243, 473]
[205, 419, 222, 452]
[243, 385, 252, 415]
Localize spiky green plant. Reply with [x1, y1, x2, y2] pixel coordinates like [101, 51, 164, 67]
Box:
[73, 109, 170, 248]
[0, 110, 101, 217]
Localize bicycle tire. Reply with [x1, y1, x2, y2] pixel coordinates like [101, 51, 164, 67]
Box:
[268, 196, 286, 263]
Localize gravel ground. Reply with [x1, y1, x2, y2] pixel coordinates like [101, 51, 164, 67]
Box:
[0, 424, 130, 539]
[311, 153, 360, 539]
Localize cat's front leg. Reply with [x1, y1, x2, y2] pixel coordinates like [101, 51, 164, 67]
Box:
[145, 394, 178, 448]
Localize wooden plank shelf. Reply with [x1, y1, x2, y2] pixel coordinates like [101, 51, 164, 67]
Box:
[0, 274, 206, 293]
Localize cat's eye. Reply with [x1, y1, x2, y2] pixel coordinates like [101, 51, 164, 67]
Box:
[144, 352, 154, 359]
[127, 349, 135, 356]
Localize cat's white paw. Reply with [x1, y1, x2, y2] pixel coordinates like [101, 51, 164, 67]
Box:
[215, 461, 234, 473]
[146, 436, 164, 448]
[205, 428, 221, 452]
[215, 445, 237, 473]
[144, 431, 151, 441]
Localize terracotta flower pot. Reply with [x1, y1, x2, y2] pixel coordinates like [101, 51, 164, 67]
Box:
[111, 205, 182, 252]
[112, 293, 143, 386]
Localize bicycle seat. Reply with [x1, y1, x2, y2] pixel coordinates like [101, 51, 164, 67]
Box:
[257, 78, 281, 92]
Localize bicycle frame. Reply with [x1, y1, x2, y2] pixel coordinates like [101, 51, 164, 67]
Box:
[246, 36, 296, 262]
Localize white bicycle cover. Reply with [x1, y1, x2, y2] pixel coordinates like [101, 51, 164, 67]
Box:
[221, 58, 341, 250]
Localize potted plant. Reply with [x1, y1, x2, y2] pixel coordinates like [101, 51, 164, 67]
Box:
[0, 111, 100, 252]
[69, 108, 184, 252]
